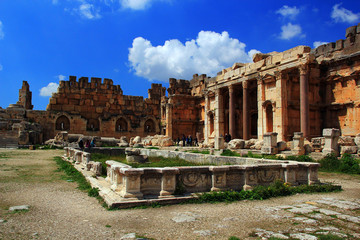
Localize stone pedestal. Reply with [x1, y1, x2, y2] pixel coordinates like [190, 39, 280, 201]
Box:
[282, 164, 298, 185]
[159, 168, 179, 198]
[120, 168, 144, 199]
[292, 132, 305, 155]
[215, 136, 224, 149]
[210, 166, 229, 191]
[261, 132, 278, 154]
[82, 152, 91, 166]
[322, 128, 340, 157]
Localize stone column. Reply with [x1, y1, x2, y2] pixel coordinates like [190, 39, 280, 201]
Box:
[215, 88, 224, 149]
[261, 132, 278, 154]
[82, 152, 91, 166]
[299, 65, 310, 138]
[209, 166, 229, 191]
[120, 168, 144, 199]
[228, 85, 235, 138]
[204, 94, 209, 144]
[292, 132, 305, 155]
[242, 81, 250, 140]
[159, 168, 179, 198]
[165, 103, 173, 139]
[282, 163, 298, 185]
[322, 128, 340, 157]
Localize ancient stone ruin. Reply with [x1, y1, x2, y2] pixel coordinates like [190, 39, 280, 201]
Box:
[0, 24, 359, 151]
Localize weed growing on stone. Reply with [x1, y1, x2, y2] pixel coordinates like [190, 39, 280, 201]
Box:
[147, 147, 159, 150]
[194, 180, 341, 203]
[320, 153, 360, 174]
[316, 233, 345, 240]
[228, 237, 241, 240]
[187, 149, 210, 154]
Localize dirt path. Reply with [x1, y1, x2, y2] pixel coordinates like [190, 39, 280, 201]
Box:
[0, 149, 359, 240]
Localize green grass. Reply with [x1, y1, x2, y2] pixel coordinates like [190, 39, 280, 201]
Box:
[90, 153, 212, 173]
[317, 233, 345, 240]
[319, 153, 360, 174]
[0, 153, 9, 159]
[221, 149, 241, 157]
[186, 149, 210, 154]
[192, 180, 341, 203]
[54, 156, 107, 207]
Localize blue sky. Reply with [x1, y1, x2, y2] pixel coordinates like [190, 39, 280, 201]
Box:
[0, 0, 359, 110]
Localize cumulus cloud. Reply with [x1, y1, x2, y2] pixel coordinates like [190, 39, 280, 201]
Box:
[0, 21, 4, 40]
[78, 2, 101, 19]
[276, 5, 300, 19]
[313, 41, 329, 48]
[128, 31, 259, 81]
[120, 0, 153, 10]
[279, 23, 304, 40]
[40, 82, 59, 97]
[331, 3, 360, 23]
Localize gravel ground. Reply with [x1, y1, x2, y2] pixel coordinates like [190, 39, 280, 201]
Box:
[0, 149, 359, 240]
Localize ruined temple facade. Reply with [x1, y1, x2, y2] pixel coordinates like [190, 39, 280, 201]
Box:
[161, 24, 360, 146]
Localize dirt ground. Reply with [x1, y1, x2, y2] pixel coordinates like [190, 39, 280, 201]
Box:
[0, 149, 359, 240]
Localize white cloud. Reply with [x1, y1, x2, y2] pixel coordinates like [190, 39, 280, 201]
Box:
[276, 5, 300, 19]
[78, 3, 101, 19]
[0, 64, 3, 71]
[40, 82, 59, 97]
[120, 0, 153, 10]
[128, 31, 259, 81]
[57, 74, 66, 80]
[0, 21, 4, 40]
[313, 41, 329, 48]
[248, 49, 261, 60]
[331, 3, 360, 23]
[279, 23, 304, 40]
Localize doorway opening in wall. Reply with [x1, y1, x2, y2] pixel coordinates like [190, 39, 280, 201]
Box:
[265, 103, 273, 133]
[144, 119, 156, 133]
[55, 115, 70, 131]
[116, 118, 128, 132]
[209, 113, 214, 136]
[251, 113, 258, 137]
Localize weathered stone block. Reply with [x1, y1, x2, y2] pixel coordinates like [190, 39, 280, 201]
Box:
[340, 146, 358, 155]
[228, 139, 245, 149]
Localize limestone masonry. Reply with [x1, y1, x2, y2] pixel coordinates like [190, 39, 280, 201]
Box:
[0, 24, 359, 147]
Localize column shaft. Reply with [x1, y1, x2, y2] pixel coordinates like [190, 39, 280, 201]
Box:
[229, 85, 235, 138]
[300, 65, 309, 138]
[243, 81, 249, 140]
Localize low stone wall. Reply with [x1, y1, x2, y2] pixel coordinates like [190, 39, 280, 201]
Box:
[105, 160, 319, 199]
[63, 147, 320, 201]
[64, 147, 102, 176]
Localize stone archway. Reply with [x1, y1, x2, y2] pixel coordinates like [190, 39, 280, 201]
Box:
[55, 115, 70, 131]
[144, 119, 155, 133]
[87, 119, 100, 131]
[115, 118, 128, 132]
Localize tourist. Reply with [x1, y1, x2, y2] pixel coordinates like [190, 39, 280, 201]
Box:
[85, 139, 90, 151]
[90, 139, 96, 148]
[78, 138, 84, 150]
[182, 134, 186, 147]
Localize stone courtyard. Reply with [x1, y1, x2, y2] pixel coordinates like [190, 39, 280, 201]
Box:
[0, 149, 359, 239]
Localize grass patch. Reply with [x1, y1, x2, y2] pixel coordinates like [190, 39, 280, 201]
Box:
[317, 233, 345, 240]
[187, 150, 210, 154]
[228, 237, 241, 240]
[90, 153, 212, 173]
[319, 153, 360, 174]
[147, 146, 159, 150]
[0, 153, 9, 159]
[192, 180, 341, 204]
[221, 149, 241, 157]
[36, 145, 64, 150]
[54, 156, 106, 207]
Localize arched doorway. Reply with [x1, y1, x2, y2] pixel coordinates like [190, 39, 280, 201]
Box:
[55, 115, 70, 131]
[115, 118, 128, 132]
[265, 103, 273, 132]
[87, 119, 100, 131]
[144, 119, 155, 133]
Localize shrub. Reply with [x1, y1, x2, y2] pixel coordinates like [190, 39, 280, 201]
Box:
[319, 153, 360, 174]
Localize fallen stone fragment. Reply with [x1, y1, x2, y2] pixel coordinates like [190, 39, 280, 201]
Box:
[9, 205, 30, 211]
[193, 230, 216, 236]
[172, 212, 199, 223]
[319, 226, 339, 231]
[318, 208, 341, 216]
[290, 233, 317, 240]
[0, 219, 4, 223]
[337, 214, 360, 223]
[271, 233, 289, 239]
[292, 217, 318, 224]
[121, 233, 136, 239]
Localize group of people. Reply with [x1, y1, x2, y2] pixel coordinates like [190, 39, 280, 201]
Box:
[78, 138, 95, 151]
[175, 134, 198, 147]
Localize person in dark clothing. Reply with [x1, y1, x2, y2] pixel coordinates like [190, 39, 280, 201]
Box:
[78, 139, 84, 150]
[182, 134, 186, 147]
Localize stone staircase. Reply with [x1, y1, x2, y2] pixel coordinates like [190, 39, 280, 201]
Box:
[0, 131, 18, 148]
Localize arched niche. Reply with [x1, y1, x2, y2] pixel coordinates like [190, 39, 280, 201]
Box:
[144, 119, 156, 133]
[115, 118, 128, 132]
[55, 115, 70, 131]
[87, 119, 100, 131]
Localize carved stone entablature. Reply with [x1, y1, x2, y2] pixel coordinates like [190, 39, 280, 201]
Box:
[262, 73, 276, 84]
